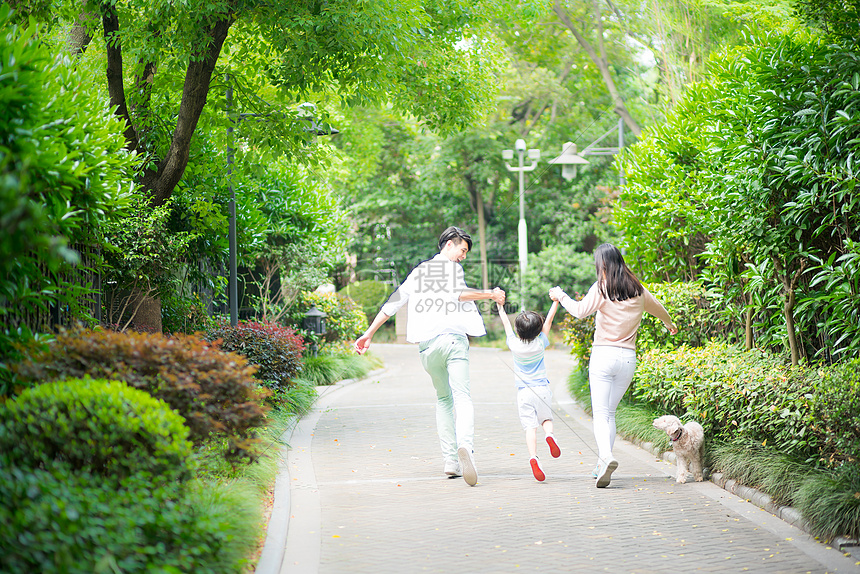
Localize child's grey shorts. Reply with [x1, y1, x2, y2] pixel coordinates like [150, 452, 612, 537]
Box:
[516, 385, 554, 430]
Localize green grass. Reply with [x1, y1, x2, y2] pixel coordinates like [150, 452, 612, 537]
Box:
[796, 464, 860, 540]
[709, 440, 812, 506]
[301, 351, 381, 386]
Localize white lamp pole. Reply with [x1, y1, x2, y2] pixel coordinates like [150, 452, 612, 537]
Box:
[502, 139, 540, 310]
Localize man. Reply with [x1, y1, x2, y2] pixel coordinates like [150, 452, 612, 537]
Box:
[354, 226, 505, 486]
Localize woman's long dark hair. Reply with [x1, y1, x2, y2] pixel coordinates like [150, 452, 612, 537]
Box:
[594, 243, 644, 301]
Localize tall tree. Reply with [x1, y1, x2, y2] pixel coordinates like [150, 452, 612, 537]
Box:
[18, 0, 506, 330]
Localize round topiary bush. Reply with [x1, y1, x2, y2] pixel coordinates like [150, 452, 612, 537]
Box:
[0, 377, 193, 483]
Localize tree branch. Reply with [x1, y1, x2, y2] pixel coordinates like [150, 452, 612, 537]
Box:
[102, 3, 139, 150]
[144, 16, 234, 207]
[553, 1, 642, 136]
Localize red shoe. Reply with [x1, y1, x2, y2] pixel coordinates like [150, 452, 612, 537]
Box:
[530, 457, 546, 482]
[546, 436, 561, 458]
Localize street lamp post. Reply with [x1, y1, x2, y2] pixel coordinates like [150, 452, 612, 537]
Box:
[226, 76, 239, 327]
[502, 139, 540, 310]
[554, 118, 626, 185]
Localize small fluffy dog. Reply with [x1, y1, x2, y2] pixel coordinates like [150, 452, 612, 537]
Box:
[652, 415, 705, 483]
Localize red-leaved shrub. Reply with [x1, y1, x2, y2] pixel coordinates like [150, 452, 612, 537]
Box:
[13, 329, 268, 459]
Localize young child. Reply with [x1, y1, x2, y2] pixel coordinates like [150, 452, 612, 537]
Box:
[497, 299, 561, 482]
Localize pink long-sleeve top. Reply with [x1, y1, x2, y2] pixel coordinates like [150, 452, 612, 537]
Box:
[559, 282, 673, 350]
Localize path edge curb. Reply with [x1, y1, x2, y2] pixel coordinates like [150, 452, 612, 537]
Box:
[253, 366, 388, 574]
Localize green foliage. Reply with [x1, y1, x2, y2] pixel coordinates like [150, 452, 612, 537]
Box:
[637, 282, 733, 351]
[300, 352, 377, 386]
[619, 31, 860, 362]
[522, 246, 594, 311]
[101, 194, 199, 329]
[633, 343, 818, 460]
[810, 359, 860, 465]
[631, 342, 860, 470]
[161, 292, 213, 335]
[559, 282, 718, 366]
[0, 378, 193, 483]
[560, 312, 595, 367]
[13, 330, 267, 459]
[236, 162, 349, 323]
[206, 320, 306, 394]
[341, 280, 393, 323]
[793, 0, 860, 46]
[0, 6, 134, 374]
[291, 291, 368, 346]
[799, 240, 860, 361]
[0, 467, 259, 574]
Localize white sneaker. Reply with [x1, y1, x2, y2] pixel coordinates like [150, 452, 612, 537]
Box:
[596, 458, 618, 488]
[443, 459, 461, 478]
[457, 447, 478, 486]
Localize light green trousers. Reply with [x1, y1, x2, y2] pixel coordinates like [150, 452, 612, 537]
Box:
[418, 333, 473, 462]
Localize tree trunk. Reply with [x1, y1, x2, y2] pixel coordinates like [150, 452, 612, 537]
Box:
[102, 5, 139, 150]
[783, 288, 800, 366]
[132, 294, 163, 334]
[101, 9, 234, 332]
[65, 8, 95, 57]
[143, 17, 233, 207]
[553, 2, 642, 137]
[744, 306, 753, 351]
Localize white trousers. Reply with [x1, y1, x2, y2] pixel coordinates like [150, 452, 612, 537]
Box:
[588, 345, 637, 461]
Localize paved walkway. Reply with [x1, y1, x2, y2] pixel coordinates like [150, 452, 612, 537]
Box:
[260, 344, 858, 574]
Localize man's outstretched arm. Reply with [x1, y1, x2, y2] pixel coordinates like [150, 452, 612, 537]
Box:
[459, 287, 505, 305]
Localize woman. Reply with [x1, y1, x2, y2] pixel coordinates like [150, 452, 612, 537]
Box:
[549, 243, 677, 488]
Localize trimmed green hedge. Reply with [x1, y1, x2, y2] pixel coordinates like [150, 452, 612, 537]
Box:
[560, 281, 730, 366]
[0, 377, 193, 483]
[632, 343, 859, 468]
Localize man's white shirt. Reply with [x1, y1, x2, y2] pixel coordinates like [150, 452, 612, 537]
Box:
[380, 253, 487, 343]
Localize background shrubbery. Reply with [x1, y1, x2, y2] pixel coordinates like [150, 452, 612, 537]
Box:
[206, 320, 306, 400]
[13, 329, 268, 459]
[340, 280, 393, 324]
[289, 290, 368, 347]
[560, 281, 725, 365]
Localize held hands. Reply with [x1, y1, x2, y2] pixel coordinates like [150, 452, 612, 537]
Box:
[490, 287, 506, 305]
[548, 286, 568, 302]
